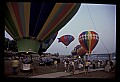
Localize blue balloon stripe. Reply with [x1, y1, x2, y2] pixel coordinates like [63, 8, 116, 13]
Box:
[29, 3, 43, 37]
[32, 3, 55, 38]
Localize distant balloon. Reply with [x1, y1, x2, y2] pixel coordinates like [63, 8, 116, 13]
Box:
[74, 45, 81, 51]
[73, 45, 86, 57]
[5, 2, 81, 53]
[71, 50, 77, 56]
[77, 45, 86, 57]
[58, 35, 74, 48]
[78, 31, 99, 55]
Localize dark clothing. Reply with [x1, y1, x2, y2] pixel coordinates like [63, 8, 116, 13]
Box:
[12, 67, 18, 75]
[93, 64, 95, 69]
[85, 66, 89, 69]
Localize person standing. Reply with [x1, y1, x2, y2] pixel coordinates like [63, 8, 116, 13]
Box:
[11, 57, 19, 75]
[71, 60, 75, 74]
[78, 62, 83, 72]
[64, 60, 67, 72]
[104, 60, 111, 72]
[54, 60, 58, 71]
[109, 60, 114, 72]
[66, 59, 69, 72]
[92, 60, 95, 69]
[84, 60, 89, 74]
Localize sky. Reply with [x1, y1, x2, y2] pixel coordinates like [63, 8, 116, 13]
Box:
[5, 3, 116, 55]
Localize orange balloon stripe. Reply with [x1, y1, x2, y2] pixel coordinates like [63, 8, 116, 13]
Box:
[88, 31, 91, 54]
[79, 35, 88, 52]
[90, 31, 99, 52]
[24, 2, 30, 37]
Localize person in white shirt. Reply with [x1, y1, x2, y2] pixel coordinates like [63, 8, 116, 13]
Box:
[64, 60, 67, 72]
[54, 60, 58, 71]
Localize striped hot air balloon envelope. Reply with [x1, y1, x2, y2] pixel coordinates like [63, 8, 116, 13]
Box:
[78, 31, 99, 55]
[73, 45, 86, 57]
[5, 2, 81, 53]
[74, 45, 81, 51]
[71, 50, 77, 56]
[76, 45, 86, 57]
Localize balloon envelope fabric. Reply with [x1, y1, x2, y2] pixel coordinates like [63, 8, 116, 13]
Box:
[5, 2, 81, 53]
[78, 31, 99, 55]
[58, 35, 74, 47]
[74, 45, 86, 57]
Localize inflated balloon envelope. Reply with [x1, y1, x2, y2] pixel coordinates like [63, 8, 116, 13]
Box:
[58, 35, 75, 48]
[5, 2, 81, 53]
[78, 31, 99, 55]
[74, 45, 86, 57]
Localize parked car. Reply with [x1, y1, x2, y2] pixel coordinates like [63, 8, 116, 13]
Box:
[38, 57, 54, 66]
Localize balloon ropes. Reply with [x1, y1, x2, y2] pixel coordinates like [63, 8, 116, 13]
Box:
[58, 35, 75, 48]
[86, 4, 110, 54]
[84, 4, 109, 60]
[5, 2, 81, 53]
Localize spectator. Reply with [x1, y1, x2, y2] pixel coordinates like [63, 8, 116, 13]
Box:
[11, 56, 19, 75]
[104, 61, 111, 72]
[54, 60, 58, 71]
[71, 60, 75, 74]
[64, 60, 67, 72]
[78, 62, 83, 72]
[92, 60, 95, 69]
[98, 61, 101, 68]
[66, 59, 69, 71]
[84, 60, 89, 74]
[109, 60, 114, 72]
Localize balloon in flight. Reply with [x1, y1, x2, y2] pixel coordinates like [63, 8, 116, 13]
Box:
[78, 31, 99, 55]
[58, 35, 74, 48]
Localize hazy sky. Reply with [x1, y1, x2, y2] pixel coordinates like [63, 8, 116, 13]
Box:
[5, 3, 116, 55]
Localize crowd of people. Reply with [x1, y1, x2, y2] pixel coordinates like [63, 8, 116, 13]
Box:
[8, 55, 115, 75]
[62, 58, 115, 74]
[63, 58, 91, 74]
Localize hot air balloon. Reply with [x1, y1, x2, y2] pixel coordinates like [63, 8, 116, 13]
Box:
[71, 50, 77, 56]
[77, 45, 86, 58]
[73, 45, 86, 57]
[74, 45, 81, 51]
[5, 2, 81, 53]
[58, 35, 74, 48]
[78, 31, 99, 55]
